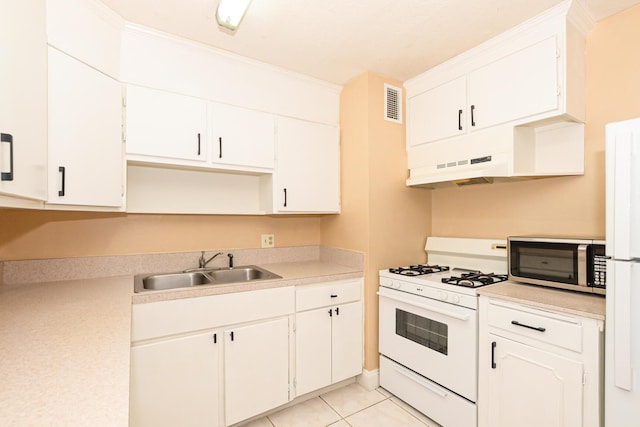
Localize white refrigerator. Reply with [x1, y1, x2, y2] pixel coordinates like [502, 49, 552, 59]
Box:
[605, 118, 640, 426]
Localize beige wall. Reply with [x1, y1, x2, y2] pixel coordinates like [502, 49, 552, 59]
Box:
[0, 210, 321, 260]
[321, 72, 431, 371]
[431, 4, 640, 240]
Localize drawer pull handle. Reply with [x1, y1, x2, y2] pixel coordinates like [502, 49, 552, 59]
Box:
[511, 320, 546, 332]
[330, 294, 338, 298]
[491, 341, 497, 369]
[1, 133, 14, 181]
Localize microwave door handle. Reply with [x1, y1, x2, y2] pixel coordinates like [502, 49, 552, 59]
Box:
[577, 244, 588, 287]
[377, 290, 470, 321]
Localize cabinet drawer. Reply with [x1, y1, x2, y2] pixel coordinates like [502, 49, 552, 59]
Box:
[296, 279, 362, 311]
[487, 300, 583, 353]
[132, 286, 294, 342]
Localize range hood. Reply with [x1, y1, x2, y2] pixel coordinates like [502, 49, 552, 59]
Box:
[406, 121, 585, 189]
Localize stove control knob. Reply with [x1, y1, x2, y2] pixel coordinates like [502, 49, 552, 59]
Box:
[392, 281, 401, 290]
[437, 291, 448, 301]
[451, 295, 461, 304]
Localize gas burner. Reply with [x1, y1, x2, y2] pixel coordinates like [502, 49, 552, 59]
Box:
[388, 264, 450, 276]
[441, 272, 508, 288]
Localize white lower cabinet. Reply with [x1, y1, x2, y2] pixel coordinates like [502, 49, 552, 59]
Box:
[130, 287, 294, 427]
[478, 296, 604, 427]
[130, 280, 363, 426]
[295, 279, 363, 396]
[130, 330, 221, 427]
[224, 318, 290, 426]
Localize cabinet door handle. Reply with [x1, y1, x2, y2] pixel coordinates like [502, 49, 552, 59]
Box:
[230, 331, 234, 341]
[328, 308, 332, 317]
[1, 133, 14, 181]
[335, 307, 340, 316]
[458, 109, 463, 131]
[58, 166, 66, 197]
[330, 294, 338, 298]
[511, 320, 546, 332]
[283, 188, 287, 207]
[491, 341, 497, 369]
[213, 333, 217, 344]
[219, 137, 223, 159]
[197, 133, 201, 156]
[470, 105, 476, 127]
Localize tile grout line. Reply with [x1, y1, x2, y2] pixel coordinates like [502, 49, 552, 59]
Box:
[387, 398, 437, 427]
[320, 389, 392, 426]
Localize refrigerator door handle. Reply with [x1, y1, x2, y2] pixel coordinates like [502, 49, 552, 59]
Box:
[613, 261, 633, 391]
[606, 122, 640, 259]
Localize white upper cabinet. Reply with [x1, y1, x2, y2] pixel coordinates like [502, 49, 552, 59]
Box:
[274, 117, 340, 214]
[126, 86, 208, 163]
[45, 0, 125, 209]
[0, 0, 48, 206]
[467, 37, 559, 132]
[47, 48, 123, 208]
[404, 0, 593, 187]
[210, 103, 275, 171]
[47, 0, 123, 79]
[408, 76, 466, 148]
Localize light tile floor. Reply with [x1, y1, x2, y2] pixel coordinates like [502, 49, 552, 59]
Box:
[239, 383, 442, 427]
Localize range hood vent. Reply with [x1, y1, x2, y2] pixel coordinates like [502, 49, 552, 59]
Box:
[407, 121, 585, 189]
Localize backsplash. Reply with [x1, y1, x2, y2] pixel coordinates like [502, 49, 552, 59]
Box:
[1, 246, 363, 287]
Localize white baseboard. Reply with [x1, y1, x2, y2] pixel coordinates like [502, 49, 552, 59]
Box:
[357, 368, 380, 391]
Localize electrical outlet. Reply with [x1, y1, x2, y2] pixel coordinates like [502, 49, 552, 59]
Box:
[261, 234, 275, 248]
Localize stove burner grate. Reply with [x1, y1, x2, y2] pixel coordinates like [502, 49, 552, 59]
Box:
[441, 272, 508, 288]
[388, 265, 450, 276]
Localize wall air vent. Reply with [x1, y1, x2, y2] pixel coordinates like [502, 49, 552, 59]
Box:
[384, 83, 402, 124]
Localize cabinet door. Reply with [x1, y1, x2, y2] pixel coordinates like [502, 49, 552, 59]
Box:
[126, 85, 207, 162]
[331, 301, 363, 382]
[275, 117, 340, 213]
[48, 48, 123, 207]
[295, 308, 332, 396]
[0, 0, 47, 201]
[408, 76, 466, 147]
[225, 318, 289, 426]
[130, 330, 221, 427]
[210, 103, 274, 169]
[486, 335, 583, 427]
[468, 36, 559, 131]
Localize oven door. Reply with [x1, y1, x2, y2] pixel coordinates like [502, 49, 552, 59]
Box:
[378, 286, 477, 402]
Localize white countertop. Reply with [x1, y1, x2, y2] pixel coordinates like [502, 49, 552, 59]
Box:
[0, 276, 133, 426]
[0, 260, 361, 425]
[477, 281, 606, 320]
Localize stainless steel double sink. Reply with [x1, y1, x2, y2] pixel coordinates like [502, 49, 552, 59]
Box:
[134, 265, 281, 293]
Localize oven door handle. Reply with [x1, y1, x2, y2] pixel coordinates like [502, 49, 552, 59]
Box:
[392, 364, 448, 398]
[377, 290, 470, 321]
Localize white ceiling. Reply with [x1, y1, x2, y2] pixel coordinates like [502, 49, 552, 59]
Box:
[100, 0, 640, 85]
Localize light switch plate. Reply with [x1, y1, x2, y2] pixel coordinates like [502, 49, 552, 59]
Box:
[261, 234, 275, 248]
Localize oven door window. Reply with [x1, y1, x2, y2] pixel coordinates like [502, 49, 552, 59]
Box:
[396, 308, 448, 355]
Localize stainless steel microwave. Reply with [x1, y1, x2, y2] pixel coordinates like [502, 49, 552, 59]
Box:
[508, 236, 606, 295]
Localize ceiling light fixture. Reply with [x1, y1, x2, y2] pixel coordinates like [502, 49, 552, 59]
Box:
[216, 0, 252, 32]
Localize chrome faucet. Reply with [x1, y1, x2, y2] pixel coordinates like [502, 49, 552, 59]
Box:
[199, 251, 223, 269]
[227, 253, 234, 269]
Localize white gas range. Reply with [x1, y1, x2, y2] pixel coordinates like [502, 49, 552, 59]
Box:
[378, 237, 508, 427]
